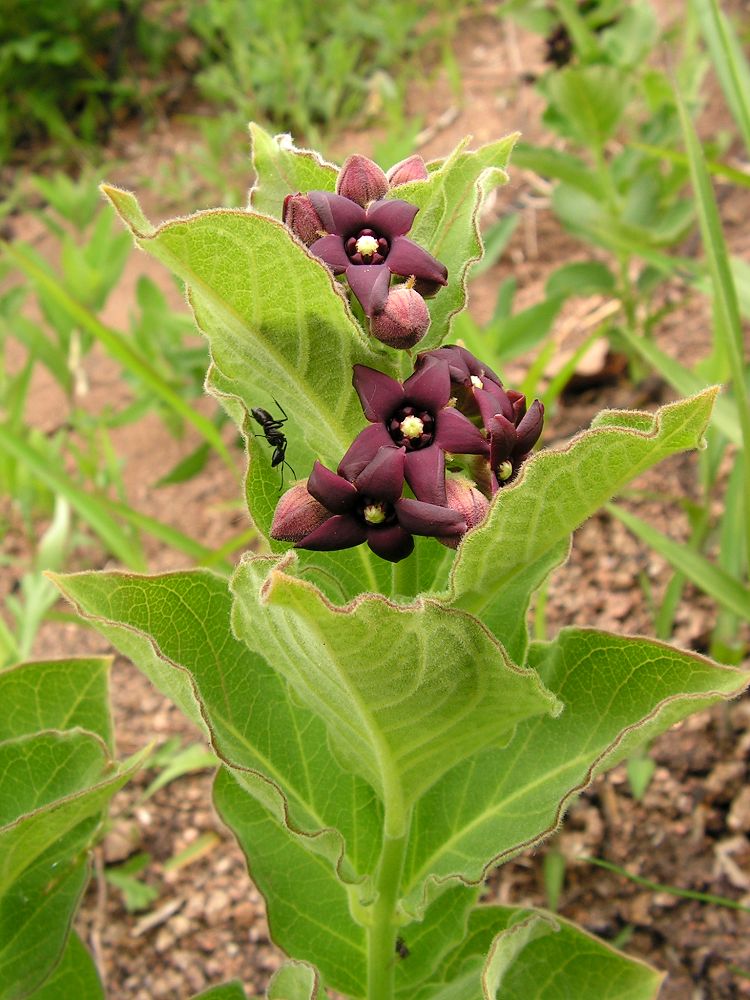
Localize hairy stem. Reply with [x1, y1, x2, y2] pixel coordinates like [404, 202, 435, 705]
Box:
[367, 826, 409, 1000]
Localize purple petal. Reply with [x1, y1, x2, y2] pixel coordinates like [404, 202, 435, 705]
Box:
[307, 461, 357, 514]
[365, 199, 419, 238]
[507, 389, 527, 422]
[308, 191, 365, 236]
[488, 414, 518, 468]
[515, 399, 544, 453]
[475, 385, 513, 427]
[403, 355, 450, 410]
[366, 524, 414, 562]
[297, 514, 367, 551]
[386, 237, 448, 285]
[395, 498, 466, 538]
[354, 446, 405, 503]
[404, 447, 446, 506]
[346, 264, 391, 316]
[352, 365, 404, 422]
[338, 424, 392, 482]
[435, 407, 488, 456]
[309, 234, 349, 273]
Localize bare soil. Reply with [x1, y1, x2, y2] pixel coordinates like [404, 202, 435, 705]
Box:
[3, 3, 749, 998]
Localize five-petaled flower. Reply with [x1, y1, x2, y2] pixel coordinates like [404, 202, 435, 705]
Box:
[284, 446, 466, 563]
[344, 357, 488, 506]
[308, 191, 447, 316]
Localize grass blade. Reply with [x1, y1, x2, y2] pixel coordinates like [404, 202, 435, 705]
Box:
[607, 502, 750, 621]
[0, 425, 146, 570]
[693, 0, 750, 155]
[0, 241, 237, 474]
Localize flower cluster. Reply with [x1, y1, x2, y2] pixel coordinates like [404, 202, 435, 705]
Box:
[271, 345, 544, 563]
[283, 153, 445, 349]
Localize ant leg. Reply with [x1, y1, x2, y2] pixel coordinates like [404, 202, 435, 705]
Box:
[272, 398, 289, 424]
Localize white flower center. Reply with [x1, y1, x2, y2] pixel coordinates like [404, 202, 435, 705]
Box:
[399, 415, 424, 439]
[470, 375, 484, 389]
[356, 235, 379, 258]
[363, 503, 386, 524]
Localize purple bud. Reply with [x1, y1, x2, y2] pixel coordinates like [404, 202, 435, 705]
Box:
[438, 476, 490, 549]
[370, 285, 431, 350]
[336, 155, 389, 208]
[283, 194, 324, 246]
[386, 154, 429, 187]
[271, 482, 332, 542]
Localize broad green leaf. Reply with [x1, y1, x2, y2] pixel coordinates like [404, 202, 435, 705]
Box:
[394, 885, 480, 998]
[392, 135, 517, 350]
[248, 123, 338, 218]
[102, 187, 386, 537]
[449, 390, 717, 624]
[545, 261, 615, 298]
[231, 554, 560, 836]
[0, 731, 144, 894]
[0, 828, 93, 1000]
[541, 66, 629, 147]
[214, 767, 366, 999]
[53, 570, 383, 883]
[0, 658, 112, 749]
[608, 502, 750, 620]
[267, 960, 321, 999]
[27, 930, 104, 1000]
[420, 905, 662, 999]
[400, 628, 748, 912]
[511, 144, 604, 197]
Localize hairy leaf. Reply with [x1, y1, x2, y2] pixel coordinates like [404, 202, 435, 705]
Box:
[248, 123, 338, 218]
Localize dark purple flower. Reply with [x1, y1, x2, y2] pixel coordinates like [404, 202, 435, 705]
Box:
[488, 399, 544, 492]
[308, 191, 447, 316]
[295, 446, 465, 562]
[342, 356, 488, 506]
[417, 344, 513, 425]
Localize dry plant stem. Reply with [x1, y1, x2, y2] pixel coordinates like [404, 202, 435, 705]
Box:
[367, 826, 409, 1000]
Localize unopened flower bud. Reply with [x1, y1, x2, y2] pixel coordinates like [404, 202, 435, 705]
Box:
[412, 277, 443, 299]
[438, 476, 490, 548]
[386, 154, 429, 187]
[283, 194, 324, 246]
[370, 285, 431, 350]
[271, 482, 331, 543]
[336, 155, 389, 207]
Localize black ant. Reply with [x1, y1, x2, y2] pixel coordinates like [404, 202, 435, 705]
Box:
[250, 399, 295, 490]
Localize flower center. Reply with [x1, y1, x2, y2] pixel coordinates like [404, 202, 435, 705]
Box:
[363, 503, 386, 524]
[388, 404, 435, 452]
[470, 375, 484, 389]
[497, 460, 513, 482]
[345, 228, 389, 265]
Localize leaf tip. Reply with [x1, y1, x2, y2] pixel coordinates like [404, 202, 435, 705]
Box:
[100, 184, 156, 238]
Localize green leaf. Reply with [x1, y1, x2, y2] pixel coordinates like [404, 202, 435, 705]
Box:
[248, 123, 338, 218]
[231, 554, 560, 836]
[27, 931, 104, 1000]
[0, 658, 112, 748]
[449, 390, 717, 624]
[607, 502, 750, 620]
[545, 261, 616, 298]
[0, 731, 143, 894]
[421, 905, 662, 999]
[511, 144, 604, 197]
[53, 570, 383, 884]
[693, 0, 750, 155]
[191, 982, 249, 1000]
[400, 628, 748, 912]
[392, 135, 517, 350]
[102, 187, 386, 537]
[542, 66, 629, 147]
[0, 829, 93, 1000]
[214, 766, 366, 998]
[267, 960, 321, 999]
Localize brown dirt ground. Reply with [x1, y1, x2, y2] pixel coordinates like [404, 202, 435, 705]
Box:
[3, 3, 749, 998]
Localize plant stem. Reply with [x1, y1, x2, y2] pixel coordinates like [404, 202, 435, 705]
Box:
[367, 828, 408, 1000]
[391, 553, 417, 599]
